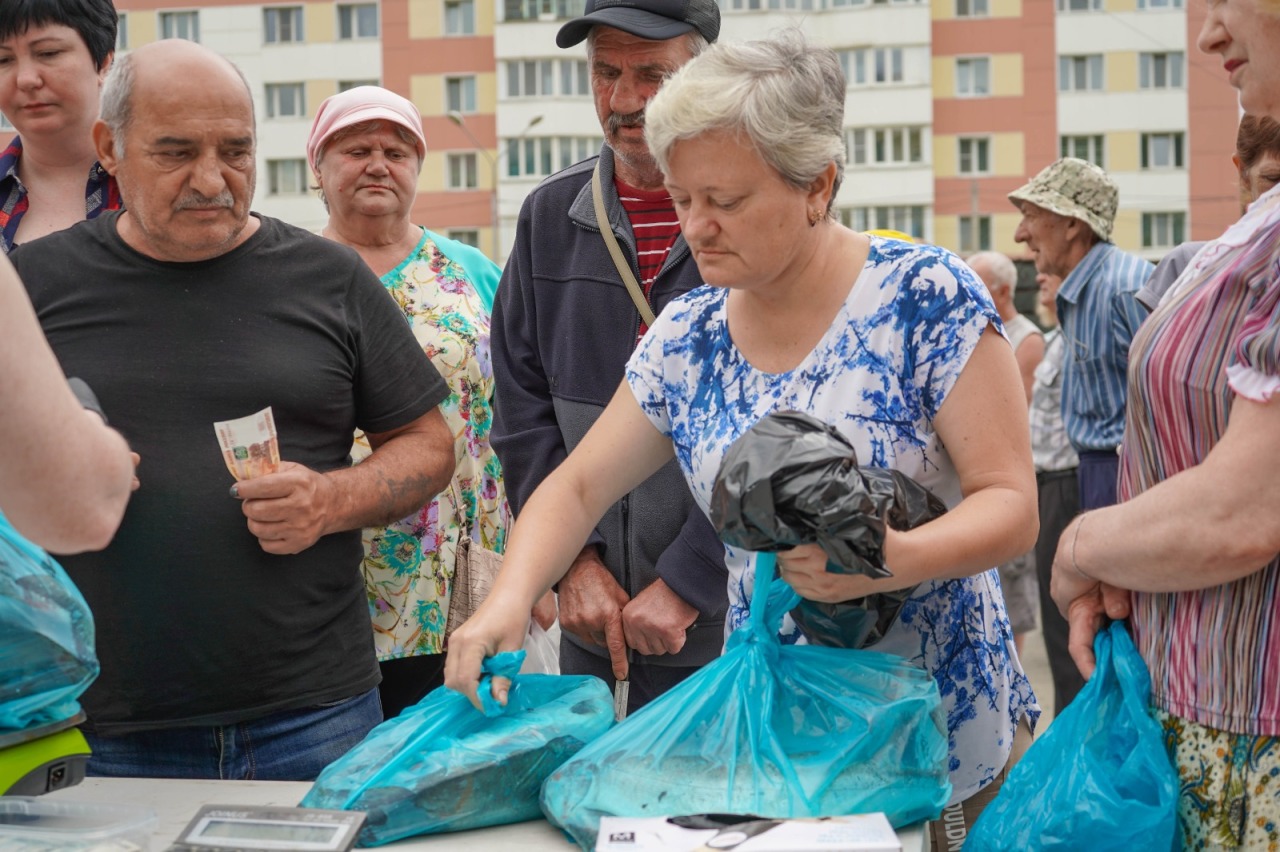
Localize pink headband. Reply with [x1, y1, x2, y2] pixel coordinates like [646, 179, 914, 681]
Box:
[306, 86, 427, 175]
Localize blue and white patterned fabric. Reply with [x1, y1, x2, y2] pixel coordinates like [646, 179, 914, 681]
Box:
[624, 236, 1039, 805]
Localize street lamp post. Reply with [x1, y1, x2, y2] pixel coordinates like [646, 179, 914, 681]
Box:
[448, 111, 543, 262]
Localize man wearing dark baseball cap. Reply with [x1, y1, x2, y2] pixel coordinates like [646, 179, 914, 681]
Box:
[489, 0, 729, 714]
[556, 0, 721, 47]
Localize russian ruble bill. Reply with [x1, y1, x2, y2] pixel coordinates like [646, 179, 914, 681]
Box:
[214, 406, 280, 481]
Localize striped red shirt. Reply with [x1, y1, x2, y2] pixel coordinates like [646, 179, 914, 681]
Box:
[616, 177, 680, 337]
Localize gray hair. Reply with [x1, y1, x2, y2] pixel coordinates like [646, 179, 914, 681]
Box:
[966, 250, 1017, 291]
[585, 27, 709, 62]
[644, 29, 846, 212]
[100, 50, 253, 157]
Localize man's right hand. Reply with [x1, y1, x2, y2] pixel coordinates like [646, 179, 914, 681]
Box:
[558, 546, 631, 680]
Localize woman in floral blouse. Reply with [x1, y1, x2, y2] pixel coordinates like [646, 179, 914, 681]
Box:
[307, 86, 510, 716]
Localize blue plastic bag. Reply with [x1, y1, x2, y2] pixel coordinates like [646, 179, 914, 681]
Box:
[300, 651, 614, 847]
[966, 621, 1179, 851]
[0, 512, 98, 732]
[540, 554, 951, 851]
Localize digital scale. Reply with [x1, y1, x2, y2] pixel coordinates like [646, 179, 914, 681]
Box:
[167, 805, 365, 852]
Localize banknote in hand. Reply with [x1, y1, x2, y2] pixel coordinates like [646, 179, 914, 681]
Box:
[214, 407, 280, 481]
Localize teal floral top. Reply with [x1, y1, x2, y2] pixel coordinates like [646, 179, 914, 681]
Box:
[353, 228, 508, 660]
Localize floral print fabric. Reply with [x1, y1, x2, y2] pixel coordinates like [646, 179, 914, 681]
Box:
[624, 236, 1039, 804]
[1153, 708, 1280, 851]
[354, 229, 508, 660]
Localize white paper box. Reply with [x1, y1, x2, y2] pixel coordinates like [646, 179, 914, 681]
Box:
[595, 813, 902, 851]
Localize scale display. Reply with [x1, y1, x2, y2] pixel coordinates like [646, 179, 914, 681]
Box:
[169, 805, 364, 852]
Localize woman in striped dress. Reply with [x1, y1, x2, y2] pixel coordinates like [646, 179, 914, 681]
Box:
[1050, 2, 1280, 847]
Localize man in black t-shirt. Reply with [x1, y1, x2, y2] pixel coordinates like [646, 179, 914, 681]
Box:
[13, 40, 453, 781]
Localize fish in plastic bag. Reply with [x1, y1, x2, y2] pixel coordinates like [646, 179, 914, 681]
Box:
[301, 650, 613, 846]
[965, 621, 1179, 851]
[0, 512, 97, 733]
[711, 410, 946, 648]
[539, 554, 951, 851]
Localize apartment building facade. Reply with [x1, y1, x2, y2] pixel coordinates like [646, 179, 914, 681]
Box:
[18, 0, 1239, 263]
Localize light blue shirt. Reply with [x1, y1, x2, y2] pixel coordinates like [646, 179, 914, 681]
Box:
[1056, 242, 1151, 452]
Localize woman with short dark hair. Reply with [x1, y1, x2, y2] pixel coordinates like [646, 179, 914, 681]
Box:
[0, 0, 121, 253]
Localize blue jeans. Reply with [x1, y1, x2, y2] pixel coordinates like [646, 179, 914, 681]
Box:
[84, 688, 382, 781]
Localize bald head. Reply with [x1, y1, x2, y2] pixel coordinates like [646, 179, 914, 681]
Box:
[92, 38, 260, 263]
[100, 39, 253, 153]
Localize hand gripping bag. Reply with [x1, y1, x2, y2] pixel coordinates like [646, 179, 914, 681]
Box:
[539, 554, 951, 851]
[0, 512, 98, 732]
[966, 621, 1180, 851]
[301, 651, 614, 847]
[711, 411, 946, 648]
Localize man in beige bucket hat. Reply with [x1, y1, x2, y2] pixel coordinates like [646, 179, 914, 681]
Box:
[1009, 158, 1150, 514]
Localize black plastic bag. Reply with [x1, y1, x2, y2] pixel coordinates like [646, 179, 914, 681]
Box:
[709, 411, 947, 648]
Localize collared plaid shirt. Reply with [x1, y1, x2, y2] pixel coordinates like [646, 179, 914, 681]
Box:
[0, 136, 122, 255]
[1055, 240, 1151, 452]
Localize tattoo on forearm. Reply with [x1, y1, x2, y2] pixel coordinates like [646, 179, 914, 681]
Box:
[365, 467, 443, 527]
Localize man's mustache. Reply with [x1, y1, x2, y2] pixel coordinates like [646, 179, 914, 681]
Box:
[174, 191, 235, 211]
[607, 110, 645, 135]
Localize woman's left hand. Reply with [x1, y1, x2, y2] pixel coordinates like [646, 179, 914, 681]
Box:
[1051, 514, 1131, 679]
[776, 543, 875, 602]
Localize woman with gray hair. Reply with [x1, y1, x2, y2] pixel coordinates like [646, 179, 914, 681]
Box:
[446, 30, 1038, 833]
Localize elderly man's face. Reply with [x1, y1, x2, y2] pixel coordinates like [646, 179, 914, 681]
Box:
[102, 67, 256, 262]
[590, 27, 693, 188]
[1012, 202, 1075, 279]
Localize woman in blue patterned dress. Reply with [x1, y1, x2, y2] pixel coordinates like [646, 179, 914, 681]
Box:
[308, 86, 521, 717]
[446, 31, 1039, 829]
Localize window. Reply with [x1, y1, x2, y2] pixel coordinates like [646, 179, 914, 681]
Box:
[339, 79, 380, 92]
[445, 0, 475, 35]
[264, 7, 303, 43]
[959, 215, 992, 253]
[265, 83, 306, 119]
[446, 77, 476, 113]
[115, 13, 128, 50]
[448, 153, 479, 189]
[338, 3, 379, 39]
[838, 47, 905, 86]
[1057, 0, 1102, 9]
[841, 206, 926, 238]
[503, 0, 575, 20]
[1141, 132, 1185, 169]
[1060, 134, 1105, 167]
[1142, 212, 1186, 248]
[559, 60, 589, 96]
[956, 0, 988, 15]
[1140, 52, 1184, 89]
[1138, 0, 1181, 7]
[955, 57, 990, 97]
[957, 137, 991, 175]
[505, 136, 600, 177]
[505, 60, 554, 98]
[160, 11, 199, 42]
[267, 159, 308, 195]
[447, 229, 481, 247]
[847, 127, 924, 167]
[1059, 55, 1104, 91]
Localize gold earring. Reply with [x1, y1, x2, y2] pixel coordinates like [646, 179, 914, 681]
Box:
[808, 208, 823, 227]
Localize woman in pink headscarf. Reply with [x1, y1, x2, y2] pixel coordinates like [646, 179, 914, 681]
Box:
[307, 86, 515, 716]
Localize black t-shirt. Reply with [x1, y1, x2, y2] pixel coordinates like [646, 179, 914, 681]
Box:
[15, 212, 448, 734]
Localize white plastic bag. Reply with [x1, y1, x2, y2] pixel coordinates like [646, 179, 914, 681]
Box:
[520, 620, 561, 675]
